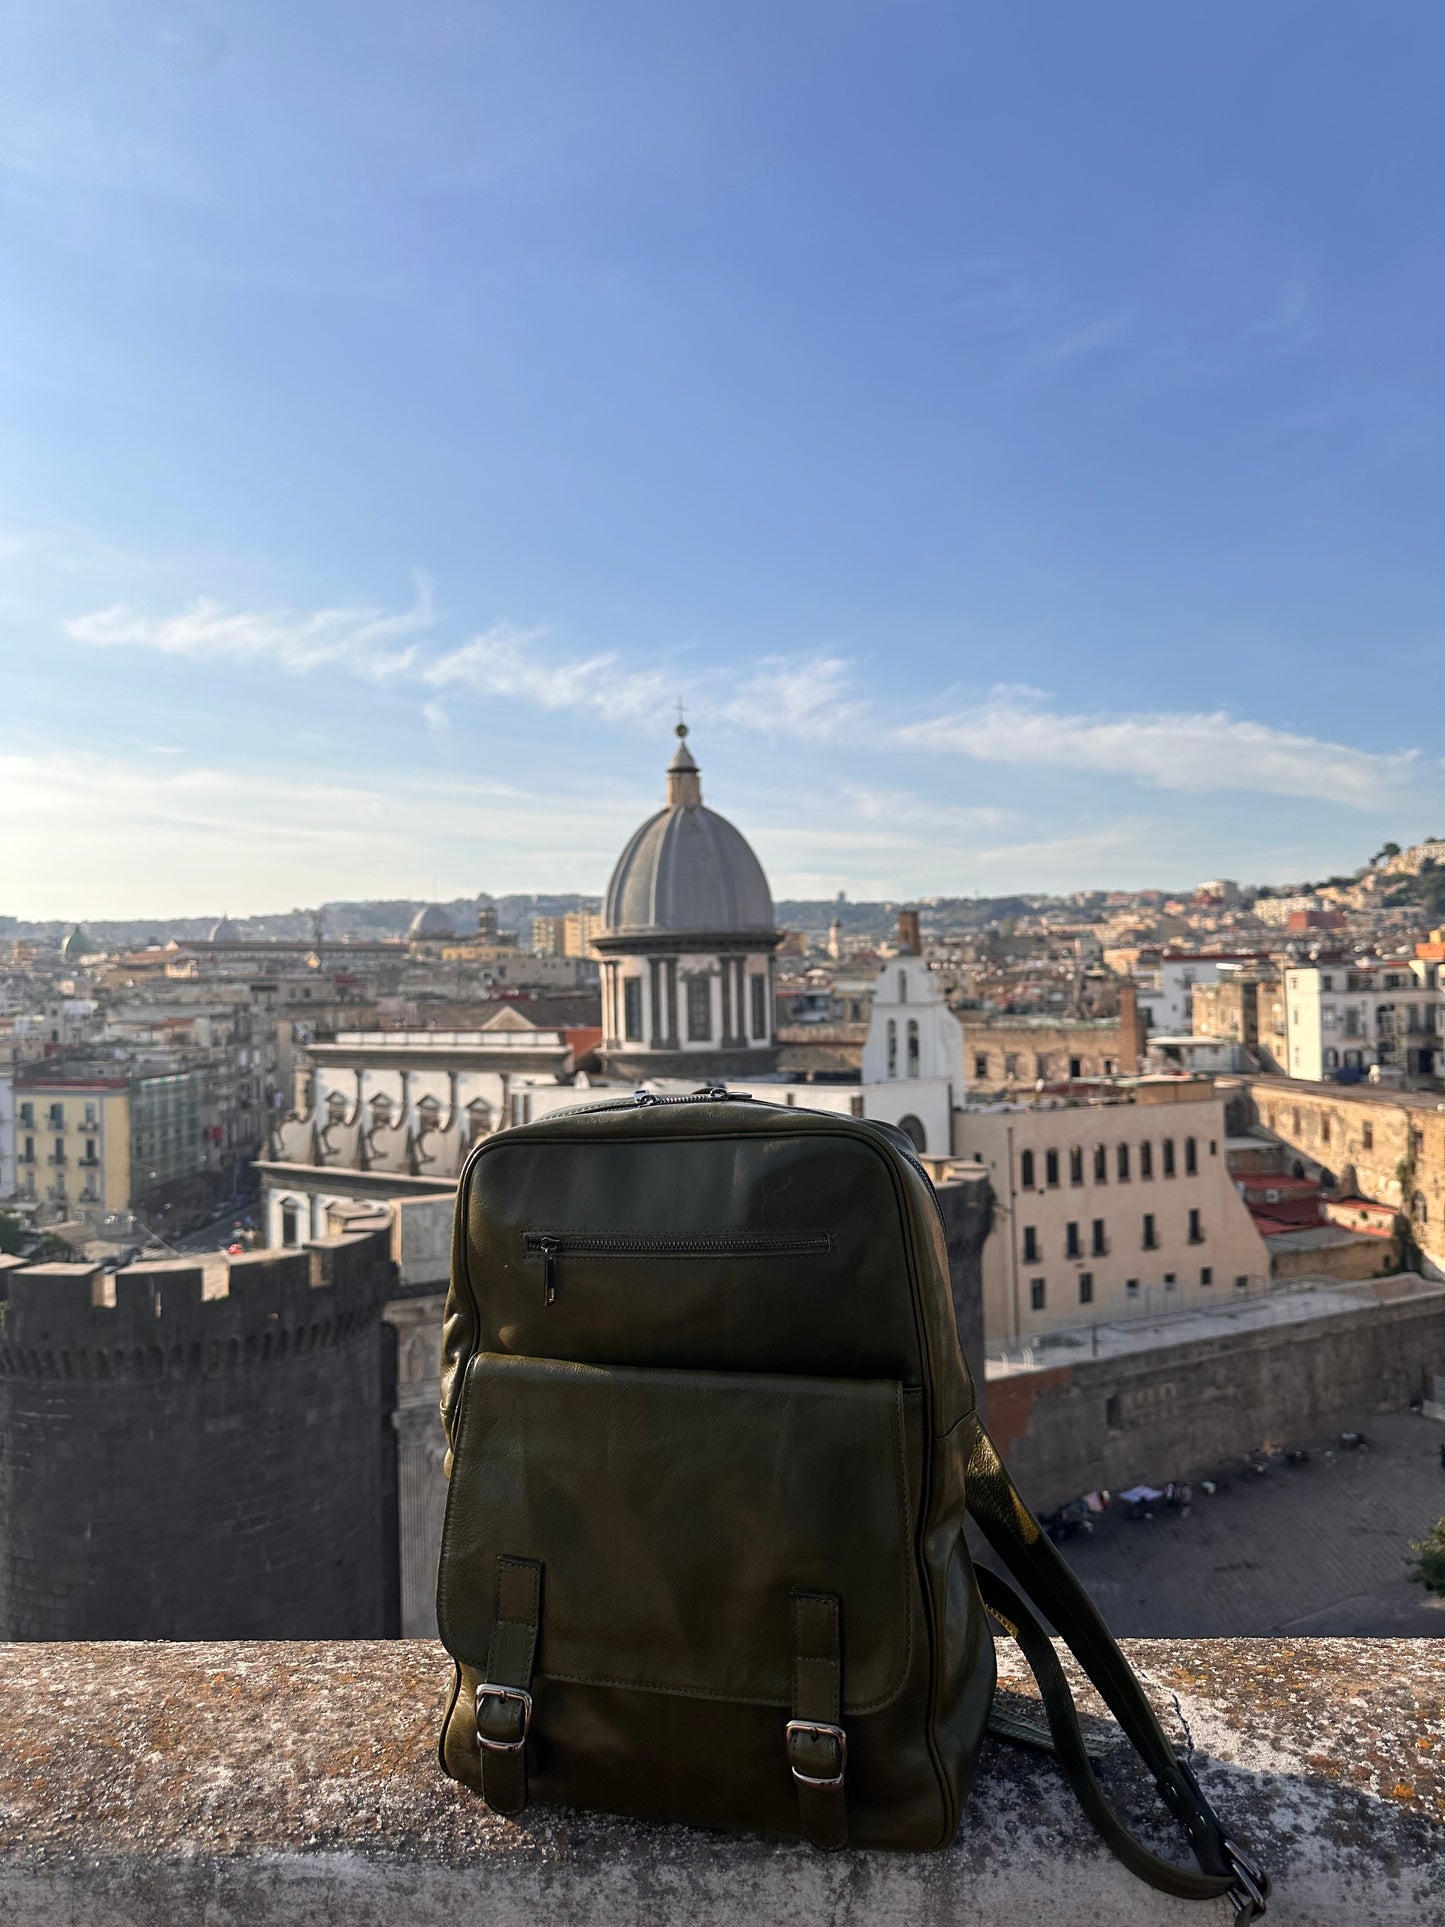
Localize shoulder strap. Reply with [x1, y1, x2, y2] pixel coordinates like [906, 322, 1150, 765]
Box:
[964, 1419, 1269, 1925]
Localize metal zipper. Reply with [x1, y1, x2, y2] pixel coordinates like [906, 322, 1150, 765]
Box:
[523, 1229, 830, 1307]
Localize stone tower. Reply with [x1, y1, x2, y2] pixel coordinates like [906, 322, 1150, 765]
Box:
[0, 1230, 396, 1639]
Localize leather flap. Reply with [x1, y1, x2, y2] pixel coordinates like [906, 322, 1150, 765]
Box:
[438, 1354, 915, 1715]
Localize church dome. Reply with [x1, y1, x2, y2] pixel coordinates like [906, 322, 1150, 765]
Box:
[209, 916, 240, 941]
[603, 727, 775, 938]
[408, 904, 455, 940]
[61, 924, 96, 960]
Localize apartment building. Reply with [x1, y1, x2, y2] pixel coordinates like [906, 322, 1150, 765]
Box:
[1282, 959, 1443, 1083]
[960, 1085, 1270, 1342]
[12, 1073, 132, 1218]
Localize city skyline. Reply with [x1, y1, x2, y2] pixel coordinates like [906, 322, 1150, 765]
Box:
[5, 4, 1444, 913]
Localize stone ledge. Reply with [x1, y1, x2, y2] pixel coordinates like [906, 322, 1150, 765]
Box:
[0, 1638, 1440, 1924]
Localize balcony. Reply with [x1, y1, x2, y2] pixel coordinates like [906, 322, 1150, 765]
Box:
[0, 1638, 1435, 1923]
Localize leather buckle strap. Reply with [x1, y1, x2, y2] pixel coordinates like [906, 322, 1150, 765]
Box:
[476, 1556, 543, 1815]
[788, 1591, 847, 1850]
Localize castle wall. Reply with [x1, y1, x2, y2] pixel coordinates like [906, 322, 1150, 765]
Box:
[0, 1231, 396, 1640]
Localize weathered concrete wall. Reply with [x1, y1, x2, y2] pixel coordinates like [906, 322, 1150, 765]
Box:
[0, 1638, 1437, 1924]
[0, 1233, 396, 1640]
[933, 1168, 990, 1381]
[987, 1285, 1445, 1511]
[1268, 1232, 1398, 1284]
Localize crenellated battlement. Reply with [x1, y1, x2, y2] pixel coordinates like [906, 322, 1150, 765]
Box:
[0, 1228, 398, 1640]
[0, 1230, 393, 1384]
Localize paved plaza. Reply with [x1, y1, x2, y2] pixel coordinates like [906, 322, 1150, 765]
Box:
[1047, 1410, 1445, 1637]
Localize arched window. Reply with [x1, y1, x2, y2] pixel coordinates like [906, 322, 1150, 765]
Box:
[1020, 1148, 1036, 1188]
[897, 1113, 926, 1152]
[906, 1019, 919, 1075]
[887, 1019, 897, 1076]
[1413, 1191, 1428, 1225]
[1069, 1147, 1084, 1186]
[898, 970, 908, 1003]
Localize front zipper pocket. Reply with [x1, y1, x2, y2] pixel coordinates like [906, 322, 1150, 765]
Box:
[523, 1230, 831, 1307]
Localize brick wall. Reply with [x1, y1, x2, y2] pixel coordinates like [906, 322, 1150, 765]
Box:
[0, 1231, 396, 1640]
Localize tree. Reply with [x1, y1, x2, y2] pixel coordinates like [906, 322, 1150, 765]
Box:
[32, 1231, 75, 1262]
[1372, 841, 1401, 866]
[1408, 1518, 1445, 1596]
[0, 1211, 24, 1256]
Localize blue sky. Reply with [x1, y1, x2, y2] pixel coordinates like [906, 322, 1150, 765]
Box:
[3, 2, 1443, 917]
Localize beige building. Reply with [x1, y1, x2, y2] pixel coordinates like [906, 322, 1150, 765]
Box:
[960, 1084, 1270, 1342]
[13, 1074, 131, 1218]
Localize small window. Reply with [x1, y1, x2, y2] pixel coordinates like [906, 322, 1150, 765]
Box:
[906, 1018, 920, 1076]
[1004, 1052, 1019, 1078]
[1079, 1272, 1094, 1305]
[1321, 1116, 1331, 1145]
[1209, 1138, 1217, 1156]
[1163, 1271, 1177, 1287]
[1125, 1278, 1139, 1296]
[1117, 1142, 1130, 1182]
[1093, 1144, 1107, 1184]
[1140, 1141, 1153, 1179]
[1234, 1274, 1248, 1289]
[1188, 1207, 1203, 1243]
[1045, 1149, 1060, 1187]
[1142, 1212, 1157, 1250]
[1069, 1146, 1084, 1185]
[1105, 1393, 1122, 1428]
[1362, 1121, 1373, 1150]
[1069, 1056, 1082, 1078]
[1020, 1149, 1036, 1189]
[1029, 1278, 1046, 1312]
[18, 1102, 33, 1127]
[1162, 1138, 1176, 1177]
[750, 975, 768, 1039]
[1091, 1218, 1107, 1256]
[686, 976, 712, 1042]
[1065, 1221, 1081, 1259]
[974, 1054, 989, 1080]
[1184, 1136, 1197, 1175]
[887, 1019, 898, 1076]
[623, 977, 643, 1041]
[1200, 1266, 1213, 1285]
[898, 970, 908, 1003]
[1023, 1226, 1039, 1263]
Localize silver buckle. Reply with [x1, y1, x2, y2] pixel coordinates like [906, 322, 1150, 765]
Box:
[1224, 1838, 1268, 1917]
[475, 1682, 533, 1753]
[785, 1718, 847, 1789]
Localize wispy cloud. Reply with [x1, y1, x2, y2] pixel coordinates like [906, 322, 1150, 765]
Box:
[895, 689, 1421, 810]
[422, 623, 674, 724]
[0, 746, 640, 919]
[720, 653, 866, 743]
[64, 573, 436, 681]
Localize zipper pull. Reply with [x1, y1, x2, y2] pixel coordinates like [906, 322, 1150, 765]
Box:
[536, 1235, 559, 1306]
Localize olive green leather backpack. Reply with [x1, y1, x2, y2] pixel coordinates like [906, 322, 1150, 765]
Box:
[437, 1092, 1267, 1921]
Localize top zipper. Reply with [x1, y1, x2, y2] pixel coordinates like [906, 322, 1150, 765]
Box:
[523, 1229, 830, 1307]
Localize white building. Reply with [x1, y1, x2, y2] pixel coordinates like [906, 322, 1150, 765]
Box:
[1134, 953, 1267, 1034]
[1283, 959, 1443, 1083]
